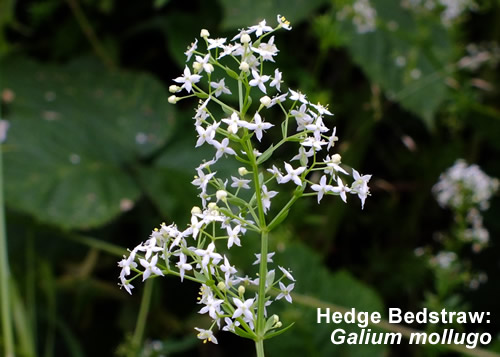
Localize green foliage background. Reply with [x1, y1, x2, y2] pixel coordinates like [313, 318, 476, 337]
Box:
[1, 0, 499, 356]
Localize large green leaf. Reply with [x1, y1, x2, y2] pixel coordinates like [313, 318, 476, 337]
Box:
[2, 57, 174, 229]
[218, 0, 330, 30]
[315, 0, 452, 127]
[267, 242, 387, 356]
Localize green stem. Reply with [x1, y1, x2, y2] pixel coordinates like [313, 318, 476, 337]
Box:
[247, 139, 268, 356]
[0, 140, 14, 357]
[255, 339, 265, 357]
[129, 279, 154, 357]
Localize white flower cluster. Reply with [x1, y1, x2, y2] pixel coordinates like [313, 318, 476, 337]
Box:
[119, 15, 370, 345]
[337, 0, 377, 34]
[433, 159, 498, 211]
[433, 159, 498, 250]
[401, 0, 477, 27]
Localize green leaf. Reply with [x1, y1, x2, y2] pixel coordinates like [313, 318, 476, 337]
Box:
[264, 322, 295, 339]
[218, 0, 330, 30]
[267, 242, 387, 356]
[2, 57, 175, 229]
[316, 0, 452, 127]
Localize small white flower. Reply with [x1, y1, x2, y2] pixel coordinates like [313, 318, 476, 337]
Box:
[194, 54, 214, 74]
[241, 113, 274, 141]
[139, 254, 164, 281]
[195, 123, 218, 147]
[270, 68, 283, 92]
[327, 127, 339, 150]
[191, 168, 216, 193]
[253, 36, 279, 62]
[184, 39, 198, 61]
[249, 19, 273, 37]
[253, 252, 275, 265]
[207, 37, 226, 50]
[199, 295, 224, 320]
[226, 225, 242, 248]
[278, 266, 295, 281]
[261, 185, 278, 213]
[249, 70, 270, 94]
[213, 138, 236, 160]
[173, 66, 202, 93]
[276, 282, 294, 303]
[210, 78, 232, 97]
[222, 317, 240, 332]
[280, 163, 306, 186]
[277, 15, 292, 30]
[351, 169, 371, 209]
[176, 253, 192, 282]
[232, 297, 255, 322]
[331, 176, 351, 203]
[222, 112, 241, 134]
[311, 175, 335, 203]
[195, 242, 222, 270]
[231, 176, 251, 190]
[220, 255, 237, 285]
[289, 89, 308, 104]
[194, 328, 218, 344]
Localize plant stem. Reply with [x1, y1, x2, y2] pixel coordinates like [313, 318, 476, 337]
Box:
[129, 279, 154, 357]
[0, 139, 14, 357]
[255, 339, 265, 357]
[247, 139, 268, 356]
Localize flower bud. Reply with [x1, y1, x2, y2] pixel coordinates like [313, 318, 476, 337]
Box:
[200, 29, 210, 38]
[239, 61, 250, 72]
[275, 321, 282, 328]
[208, 202, 218, 210]
[206, 63, 215, 73]
[193, 62, 202, 72]
[238, 285, 245, 295]
[240, 33, 251, 44]
[260, 96, 271, 107]
[191, 206, 202, 215]
[168, 95, 178, 104]
[216, 190, 228, 202]
[217, 281, 226, 291]
[169, 85, 180, 93]
[238, 167, 249, 176]
[272, 314, 280, 324]
[331, 154, 342, 164]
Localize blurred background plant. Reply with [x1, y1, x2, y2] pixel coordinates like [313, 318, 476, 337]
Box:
[1, 0, 499, 356]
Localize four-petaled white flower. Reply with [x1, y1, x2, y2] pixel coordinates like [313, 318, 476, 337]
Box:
[261, 185, 278, 213]
[173, 66, 201, 93]
[331, 176, 351, 203]
[226, 225, 242, 248]
[280, 163, 306, 186]
[195, 328, 218, 344]
[242, 113, 274, 141]
[278, 265, 295, 281]
[232, 297, 255, 322]
[210, 78, 232, 97]
[195, 242, 222, 269]
[311, 175, 334, 203]
[249, 19, 273, 37]
[220, 255, 237, 285]
[207, 37, 227, 50]
[249, 70, 270, 93]
[185, 39, 198, 61]
[139, 254, 164, 281]
[231, 176, 251, 189]
[253, 252, 275, 265]
[176, 253, 192, 282]
[270, 68, 283, 92]
[222, 112, 240, 134]
[276, 282, 294, 303]
[213, 138, 236, 160]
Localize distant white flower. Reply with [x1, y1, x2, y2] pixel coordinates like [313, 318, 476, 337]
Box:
[261, 185, 278, 213]
[278, 266, 295, 281]
[231, 176, 251, 190]
[207, 37, 227, 50]
[253, 252, 275, 265]
[331, 176, 351, 203]
[184, 39, 198, 61]
[222, 112, 241, 134]
[176, 253, 192, 282]
[289, 89, 308, 104]
[213, 138, 236, 160]
[195, 242, 222, 270]
[226, 225, 242, 248]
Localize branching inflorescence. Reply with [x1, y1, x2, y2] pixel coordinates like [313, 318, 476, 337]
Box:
[118, 15, 371, 354]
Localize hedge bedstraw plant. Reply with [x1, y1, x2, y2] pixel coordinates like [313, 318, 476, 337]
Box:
[118, 15, 371, 356]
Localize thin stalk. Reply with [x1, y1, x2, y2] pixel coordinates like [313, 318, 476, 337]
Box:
[0, 139, 14, 357]
[129, 279, 154, 357]
[247, 139, 268, 356]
